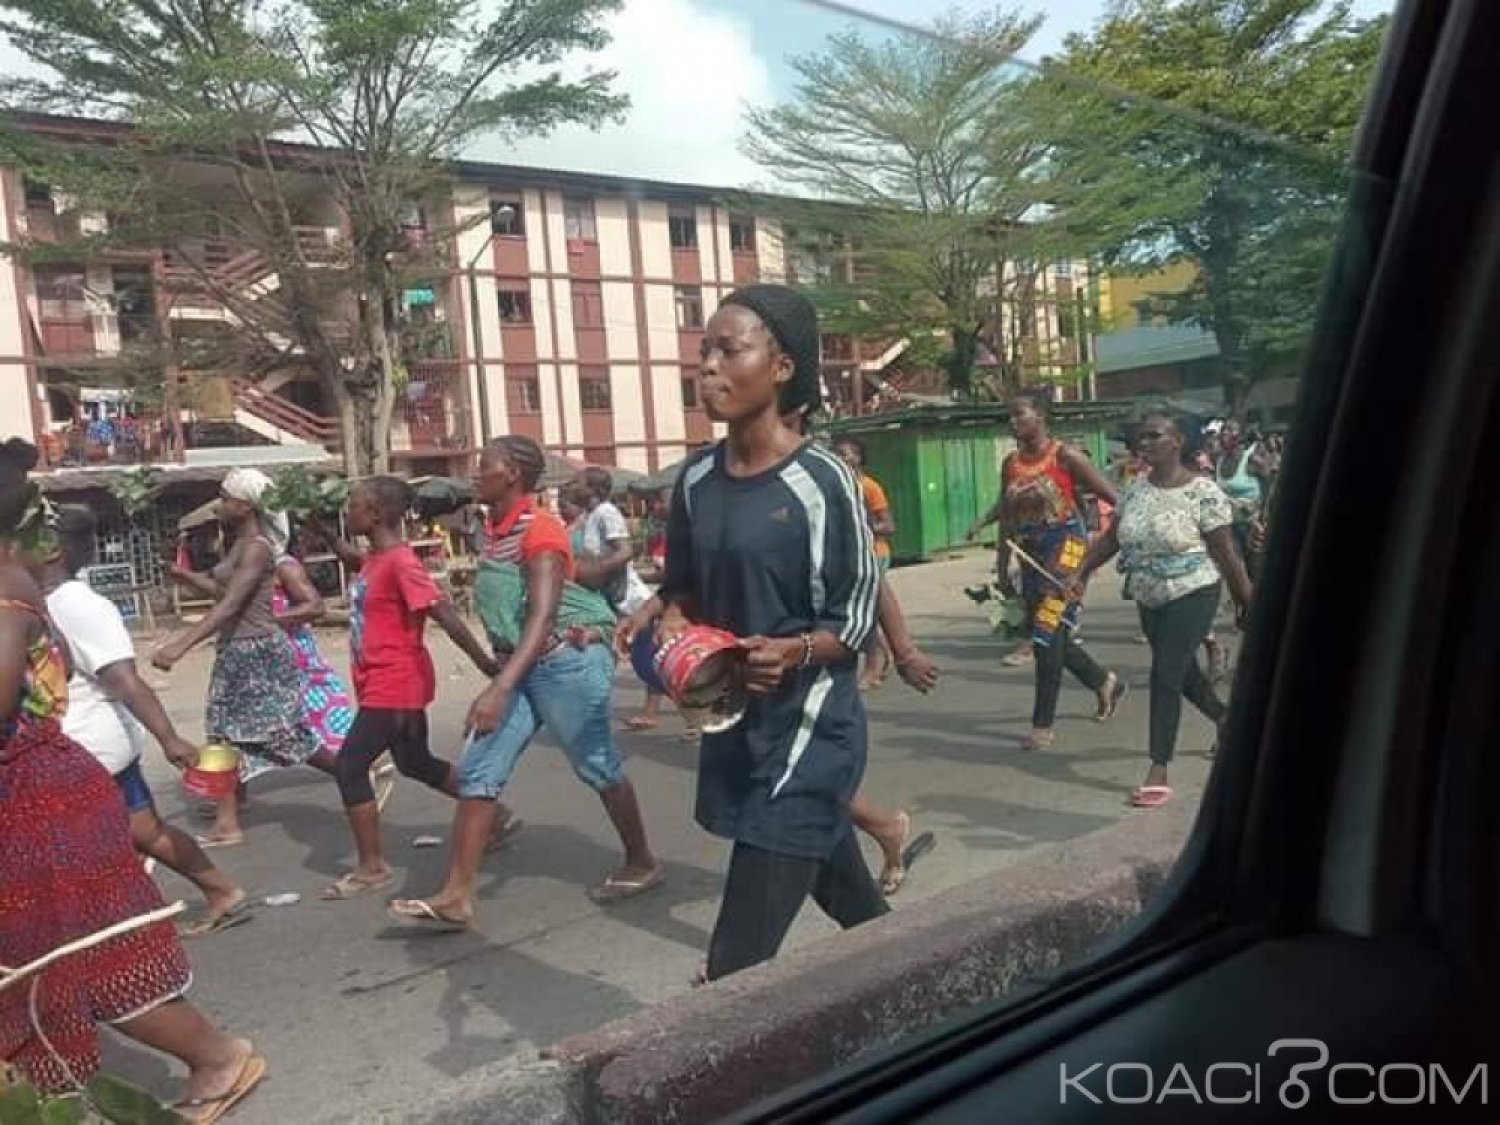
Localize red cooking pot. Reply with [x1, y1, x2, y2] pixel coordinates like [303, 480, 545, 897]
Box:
[183, 741, 240, 799]
[653, 625, 749, 733]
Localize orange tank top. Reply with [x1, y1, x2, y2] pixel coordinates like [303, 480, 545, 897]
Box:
[1002, 440, 1079, 528]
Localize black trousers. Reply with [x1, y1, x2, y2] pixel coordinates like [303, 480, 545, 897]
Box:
[334, 707, 451, 806]
[1138, 584, 1228, 766]
[706, 831, 889, 981]
[1032, 631, 1111, 729]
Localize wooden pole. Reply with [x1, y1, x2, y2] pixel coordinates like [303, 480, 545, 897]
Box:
[1005, 538, 1068, 591]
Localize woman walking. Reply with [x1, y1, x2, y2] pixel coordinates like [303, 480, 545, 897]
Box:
[1072, 412, 1253, 808]
[269, 546, 355, 760]
[1214, 419, 1272, 578]
[153, 468, 327, 847]
[619, 284, 887, 980]
[171, 534, 355, 774]
[975, 393, 1125, 752]
[0, 438, 264, 1118]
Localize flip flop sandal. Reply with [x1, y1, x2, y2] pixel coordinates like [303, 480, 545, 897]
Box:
[1095, 677, 1129, 722]
[623, 716, 660, 731]
[885, 830, 938, 895]
[589, 867, 665, 904]
[878, 811, 914, 895]
[1019, 730, 1055, 752]
[485, 816, 526, 853]
[181, 898, 255, 937]
[1000, 651, 1033, 667]
[900, 830, 937, 872]
[193, 833, 246, 850]
[387, 899, 470, 932]
[175, 1053, 267, 1125]
[1130, 785, 1174, 809]
[320, 871, 395, 900]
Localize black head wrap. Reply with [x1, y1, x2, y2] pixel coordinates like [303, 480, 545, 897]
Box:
[720, 284, 822, 416]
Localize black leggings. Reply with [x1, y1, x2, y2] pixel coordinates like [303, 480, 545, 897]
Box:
[334, 708, 451, 806]
[706, 832, 889, 981]
[1138, 584, 1229, 766]
[1032, 630, 1111, 728]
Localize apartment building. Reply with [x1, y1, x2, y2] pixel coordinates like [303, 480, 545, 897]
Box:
[1, 112, 1095, 481]
[0, 114, 798, 478]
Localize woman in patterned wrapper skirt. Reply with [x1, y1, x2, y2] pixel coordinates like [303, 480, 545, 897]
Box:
[0, 438, 265, 1119]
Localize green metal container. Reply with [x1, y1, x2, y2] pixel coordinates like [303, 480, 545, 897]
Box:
[824, 400, 1131, 562]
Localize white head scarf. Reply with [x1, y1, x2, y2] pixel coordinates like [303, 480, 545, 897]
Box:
[221, 467, 290, 551]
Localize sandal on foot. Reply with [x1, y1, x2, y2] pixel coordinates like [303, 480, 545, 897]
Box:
[175, 1052, 267, 1125]
[878, 811, 913, 895]
[1019, 729, 1055, 752]
[589, 866, 665, 904]
[321, 870, 395, 900]
[901, 830, 936, 874]
[193, 833, 245, 850]
[387, 899, 470, 932]
[1095, 676, 1129, 722]
[623, 715, 659, 731]
[1130, 784, 1174, 809]
[485, 816, 526, 853]
[181, 897, 254, 937]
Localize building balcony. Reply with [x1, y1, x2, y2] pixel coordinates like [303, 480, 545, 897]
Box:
[394, 360, 474, 456]
[38, 414, 176, 470]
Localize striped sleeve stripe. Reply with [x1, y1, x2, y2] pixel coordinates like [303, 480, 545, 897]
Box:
[681, 453, 716, 520]
[805, 444, 879, 650]
[771, 668, 834, 799]
[777, 462, 827, 615]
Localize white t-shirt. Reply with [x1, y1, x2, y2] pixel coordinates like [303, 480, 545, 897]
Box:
[1116, 477, 1234, 608]
[619, 565, 653, 616]
[46, 579, 146, 774]
[581, 500, 631, 604]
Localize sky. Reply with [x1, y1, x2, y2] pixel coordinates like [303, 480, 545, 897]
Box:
[0, 0, 1398, 188]
[494, 0, 1396, 186]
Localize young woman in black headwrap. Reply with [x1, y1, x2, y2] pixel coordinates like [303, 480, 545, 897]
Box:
[618, 284, 888, 979]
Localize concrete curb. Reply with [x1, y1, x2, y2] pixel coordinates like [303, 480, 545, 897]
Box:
[391, 797, 1193, 1125]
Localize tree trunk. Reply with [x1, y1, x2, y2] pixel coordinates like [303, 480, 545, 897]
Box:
[945, 326, 981, 399]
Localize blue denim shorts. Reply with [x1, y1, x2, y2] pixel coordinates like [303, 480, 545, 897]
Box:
[113, 759, 155, 814]
[457, 643, 624, 799]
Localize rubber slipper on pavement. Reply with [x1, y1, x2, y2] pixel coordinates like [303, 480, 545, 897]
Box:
[1130, 785, 1174, 809]
[589, 866, 665, 904]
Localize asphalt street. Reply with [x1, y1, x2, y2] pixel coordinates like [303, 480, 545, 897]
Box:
[99, 550, 1226, 1122]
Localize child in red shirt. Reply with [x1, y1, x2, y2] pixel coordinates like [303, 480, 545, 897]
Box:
[319, 477, 506, 901]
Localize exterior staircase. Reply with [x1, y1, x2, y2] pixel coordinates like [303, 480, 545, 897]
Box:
[228, 377, 341, 453]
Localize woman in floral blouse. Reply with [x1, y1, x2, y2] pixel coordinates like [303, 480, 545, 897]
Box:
[1073, 412, 1253, 808]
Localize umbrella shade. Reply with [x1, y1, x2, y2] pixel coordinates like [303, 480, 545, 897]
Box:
[178, 498, 221, 532]
[538, 452, 586, 490]
[631, 457, 689, 494]
[605, 466, 649, 494]
[412, 476, 475, 518]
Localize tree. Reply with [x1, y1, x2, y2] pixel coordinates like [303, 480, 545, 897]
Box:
[743, 9, 1060, 401]
[0, 0, 627, 474]
[1036, 0, 1389, 414]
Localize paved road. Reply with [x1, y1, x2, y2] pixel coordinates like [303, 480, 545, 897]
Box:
[100, 551, 1226, 1121]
